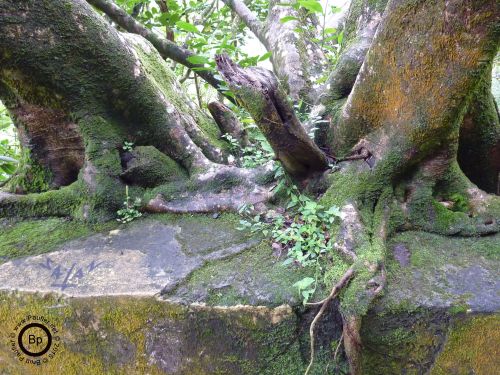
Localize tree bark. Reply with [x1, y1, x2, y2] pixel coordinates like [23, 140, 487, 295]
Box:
[86, 0, 228, 97]
[0, 0, 237, 220]
[223, 0, 327, 102]
[216, 54, 330, 179]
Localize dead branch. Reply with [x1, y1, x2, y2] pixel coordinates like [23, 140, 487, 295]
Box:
[215, 54, 329, 179]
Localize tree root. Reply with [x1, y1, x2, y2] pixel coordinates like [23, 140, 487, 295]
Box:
[0, 187, 80, 218]
[305, 267, 354, 375]
[144, 163, 275, 214]
[145, 186, 272, 214]
[208, 101, 249, 148]
[332, 331, 345, 371]
[403, 186, 499, 237]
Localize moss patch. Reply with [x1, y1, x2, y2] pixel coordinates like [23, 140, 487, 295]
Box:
[0, 217, 117, 263]
[0, 292, 323, 374]
[431, 315, 500, 375]
[165, 238, 319, 307]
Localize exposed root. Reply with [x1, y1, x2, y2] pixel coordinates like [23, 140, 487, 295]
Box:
[403, 187, 499, 237]
[145, 163, 275, 214]
[332, 331, 345, 372]
[341, 314, 363, 375]
[145, 186, 272, 214]
[336, 147, 371, 163]
[332, 203, 363, 262]
[0, 187, 79, 218]
[304, 267, 354, 375]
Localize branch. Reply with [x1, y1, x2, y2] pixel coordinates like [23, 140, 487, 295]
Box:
[216, 54, 329, 179]
[208, 101, 249, 147]
[86, 0, 227, 97]
[324, 0, 386, 100]
[221, 0, 267, 46]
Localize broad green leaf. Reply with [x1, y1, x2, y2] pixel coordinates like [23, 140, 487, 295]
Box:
[186, 55, 209, 65]
[280, 16, 299, 23]
[293, 277, 315, 290]
[258, 52, 272, 61]
[298, 0, 323, 13]
[175, 20, 199, 33]
[337, 31, 344, 44]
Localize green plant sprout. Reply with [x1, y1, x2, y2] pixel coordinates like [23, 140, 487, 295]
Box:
[117, 185, 142, 224]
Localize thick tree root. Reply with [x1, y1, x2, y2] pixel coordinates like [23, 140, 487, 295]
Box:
[403, 184, 499, 237]
[0, 187, 80, 218]
[341, 314, 363, 375]
[145, 186, 272, 214]
[208, 101, 249, 148]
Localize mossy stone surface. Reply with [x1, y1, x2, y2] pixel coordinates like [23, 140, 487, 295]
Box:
[0, 214, 335, 374]
[361, 230, 500, 374]
[0, 216, 498, 374]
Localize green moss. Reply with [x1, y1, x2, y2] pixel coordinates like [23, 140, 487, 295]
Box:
[164, 238, 318, 307]
[0, 217, 118, 262]
[390, 231, 500, 269]
[431, 315, 500, 375]
[121, 146, 188, 188]
[130, 36, 227, 152]
[382, 230, 499, 316]
[341, 0, 389, 49]
[0, 291, 325, 375]
[0, 182, 84, 219]
[361, 308, 451, 375]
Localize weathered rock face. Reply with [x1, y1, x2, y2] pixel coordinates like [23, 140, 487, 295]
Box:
[362, 231, 500, 374]
[0, 216, 498, 374]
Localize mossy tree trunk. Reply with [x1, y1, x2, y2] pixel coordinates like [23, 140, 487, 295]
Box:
[0, 0, 499, 374]
[0, 0, 274, 220]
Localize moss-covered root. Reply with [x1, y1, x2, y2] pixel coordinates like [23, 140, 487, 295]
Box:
[306, 184, 391, 375]
[144, 163, 276, 214]
[324, 0, 389, 101]
[401, 158, 500, 237]
[0, 185, 81, 218]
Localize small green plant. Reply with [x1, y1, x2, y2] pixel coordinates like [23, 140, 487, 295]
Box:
[450, 193, 468, 212]
[241, 133, 274, 168]
[122, 141, 134, 152]
[117, 185, 142, 223]
[0, 103, 20, 183]
[238, 164, 342, 304]
[220, 133, 240, 154]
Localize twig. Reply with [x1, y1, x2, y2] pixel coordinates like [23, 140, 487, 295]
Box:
[333, 331, 344, 370]
[304, 267, 355, 375]
[194, 73, 203, 109]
